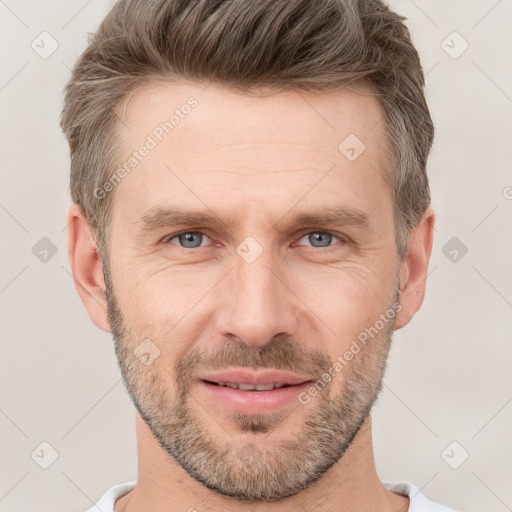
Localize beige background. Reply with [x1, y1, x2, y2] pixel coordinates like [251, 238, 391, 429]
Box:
[1, 1, 511, 511]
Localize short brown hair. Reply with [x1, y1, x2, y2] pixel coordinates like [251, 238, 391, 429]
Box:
[60, 0, 434, 261]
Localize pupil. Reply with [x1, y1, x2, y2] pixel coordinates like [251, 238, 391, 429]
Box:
[180, 232, 201, 248]
[310, 232, 331, 247]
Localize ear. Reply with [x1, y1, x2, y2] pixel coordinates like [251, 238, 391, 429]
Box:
[395, 207, 435, 330]
[67, 204, 110, 332]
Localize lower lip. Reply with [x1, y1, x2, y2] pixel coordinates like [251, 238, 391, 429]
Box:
[197, 380, 312, 414]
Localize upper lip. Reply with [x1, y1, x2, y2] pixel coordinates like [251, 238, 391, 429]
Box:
[199, 369, 312, 386]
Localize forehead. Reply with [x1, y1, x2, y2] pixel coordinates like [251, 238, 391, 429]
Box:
[110, 80, 390, 225]
[118, 80, 384, 151]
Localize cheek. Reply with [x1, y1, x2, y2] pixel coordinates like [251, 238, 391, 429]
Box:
[295, 262, 394, 321]
[116, 268, 210, 361]
[112, 257, 188, 317]
[289, 267, 397, 369]
[113, 245, 397, 358]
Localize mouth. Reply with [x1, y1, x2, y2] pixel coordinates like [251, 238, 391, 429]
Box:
[201, 380, 298, 391]
[196, 370, 314, 414]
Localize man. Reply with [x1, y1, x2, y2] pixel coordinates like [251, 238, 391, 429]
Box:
[61, 0, 456, 510]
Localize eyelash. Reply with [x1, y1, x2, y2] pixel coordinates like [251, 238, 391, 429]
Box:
[162, 230, 348, 251]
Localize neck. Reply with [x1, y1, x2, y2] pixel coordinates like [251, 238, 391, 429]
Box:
[115, 413, 409, 512]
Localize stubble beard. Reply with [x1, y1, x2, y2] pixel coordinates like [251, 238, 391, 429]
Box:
[104, 264, 399, 501]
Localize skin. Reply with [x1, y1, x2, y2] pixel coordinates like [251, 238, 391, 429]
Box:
[67, 81, 434, 512]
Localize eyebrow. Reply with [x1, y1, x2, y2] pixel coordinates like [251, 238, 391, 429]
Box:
[136, 205, 371, 233]
[277, 207, 371, 231]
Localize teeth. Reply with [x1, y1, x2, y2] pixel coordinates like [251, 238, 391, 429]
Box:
[238, 383, 258, 390]
[214, 382, 288, 391]
[255, 383, 275, 391]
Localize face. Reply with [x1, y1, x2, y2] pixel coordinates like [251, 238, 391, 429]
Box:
[104, 81, 401, 501]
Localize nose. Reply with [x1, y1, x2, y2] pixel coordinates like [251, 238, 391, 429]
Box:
[214, 249, 299, 348]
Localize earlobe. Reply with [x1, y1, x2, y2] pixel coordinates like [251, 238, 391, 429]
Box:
[395, 207, 435, 330]
[67, 204, 111, 332]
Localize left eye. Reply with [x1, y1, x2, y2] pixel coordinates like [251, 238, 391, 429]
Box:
[296, 231, 343, 249]
[167, 231, 210, 249]
[165, 231, 343, 249]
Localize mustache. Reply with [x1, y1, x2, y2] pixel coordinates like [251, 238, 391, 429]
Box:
[174, 336, 332, 389]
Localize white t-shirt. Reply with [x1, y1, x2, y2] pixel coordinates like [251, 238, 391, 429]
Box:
[85, 480, 457, 511]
